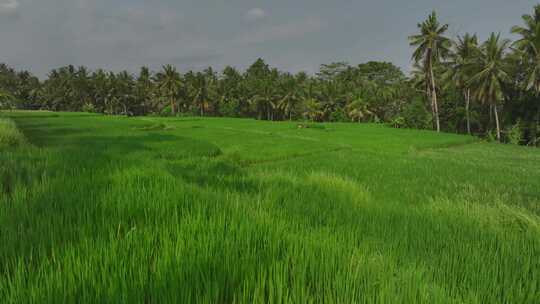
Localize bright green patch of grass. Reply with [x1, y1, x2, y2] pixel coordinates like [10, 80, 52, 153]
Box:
[0, 118, 26, 148]
[1, 111, 539, 303]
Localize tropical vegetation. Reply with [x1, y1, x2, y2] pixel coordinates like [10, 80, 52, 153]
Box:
[0, 7, 540, 145]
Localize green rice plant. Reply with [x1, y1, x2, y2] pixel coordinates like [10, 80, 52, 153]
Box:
[296, 122, 326, 130]
[0, 111, 539, 303]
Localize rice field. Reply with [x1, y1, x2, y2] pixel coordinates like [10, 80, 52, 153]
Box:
[1, 111, 539, 303]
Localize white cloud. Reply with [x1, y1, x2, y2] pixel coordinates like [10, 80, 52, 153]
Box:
[245, 8, 266, 21]
[0, 0, 18, 13]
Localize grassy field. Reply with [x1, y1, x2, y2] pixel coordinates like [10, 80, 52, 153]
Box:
[1, 111, 539, 303]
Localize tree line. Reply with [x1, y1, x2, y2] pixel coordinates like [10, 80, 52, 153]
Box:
[2, 5, 540, 146]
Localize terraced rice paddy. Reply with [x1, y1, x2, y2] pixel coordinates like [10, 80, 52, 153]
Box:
[1, 111, 539, 303]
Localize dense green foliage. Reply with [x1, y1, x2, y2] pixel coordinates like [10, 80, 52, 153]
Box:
[2, 6, 540, 145]
[1, 111, 539, 303]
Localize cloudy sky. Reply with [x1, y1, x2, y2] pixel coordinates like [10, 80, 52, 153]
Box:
[0, 0, 537, 77]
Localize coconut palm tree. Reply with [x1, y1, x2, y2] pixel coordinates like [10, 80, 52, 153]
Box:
[346, 97, 374, 122]
[409, 11, 452, 132]
[512, 5, 540, 93]
[410, 61, 444, 122]
[156, 65, 182, 115]
[317, 80, 345, 119]
[89, 69, 109, 113]
[250, 77, 279, 120]
[303, 98, 324, 122]
[512, 4, 540, 143]
[116, 71, 135, 115]
[277, 75, 301, 120]
[469, 33, 511, 141]
[446, 33, 479, 134]
[134, 67, 154, 115]
[191, 70, 215, 117]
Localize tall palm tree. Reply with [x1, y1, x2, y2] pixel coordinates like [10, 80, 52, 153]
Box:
[512, 5, 540, 93]
[136, 67, 154, 115]
[409, 11, 452, 132]
[116, 71, 135, 115]
[277, 76, 301, 120]
[157, 65, 182, 115]
[512, 4, 540, 143]
[191, 71, 213, 117]
[469, 33, 510, 141]
[446, 33, 479, 134]
[90, 69, 109, 113]
[250, 77, 278, 120]
[317, 80, 345, 119]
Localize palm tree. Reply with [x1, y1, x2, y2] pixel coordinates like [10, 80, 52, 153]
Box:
[277, 76, 301, 120]
[116, 71, 135, 115]
[191, 72, 212, 117]
[512, 5, 540, 142]
[90, 69, 109, 113]
[250, 77, 278, 120]
[411, 62, 431, 98]
[317, 81, 345, 119]
[303, 98, 324, 122]
[469, 33, 510, 141]
[135, 67, 154, 115]
[512, 5, 540, 93]
[157, 65, 182, 115]
[105, 72, 118, 114]
[346, 97, 374, 122]
[446, 33, 479, 134]
[410, 61, 444, 125]
[409, 11, 452, 132]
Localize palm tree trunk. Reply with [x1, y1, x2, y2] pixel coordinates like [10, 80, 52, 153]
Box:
[426, 83, 435, 126]
[465, 89, 471, 135]
[493, 103, 501, 141]
[428, 59, 440, 132]
[488, 104, 493, 127]
[170, 99, 175, 115]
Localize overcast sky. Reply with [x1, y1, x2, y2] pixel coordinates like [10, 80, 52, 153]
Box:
[0, 0, 538, 77]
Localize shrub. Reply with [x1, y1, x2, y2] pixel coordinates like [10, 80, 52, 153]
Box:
[160, 105, 173, 116]
[329, 109, 348, 122]
[486, 130, 497, 142]
[82, 103, 96, 113]
[389, 116, 405, 129]
[506, 120, 523, 145]
[219, 100, 241, 118]
[402, 98, 432, 129]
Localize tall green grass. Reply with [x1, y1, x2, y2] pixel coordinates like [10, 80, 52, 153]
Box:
[0, 111, 539, 303]
[0, 118, 26, 148]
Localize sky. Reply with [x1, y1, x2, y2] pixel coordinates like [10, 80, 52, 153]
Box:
[0, 0, 538, 78]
